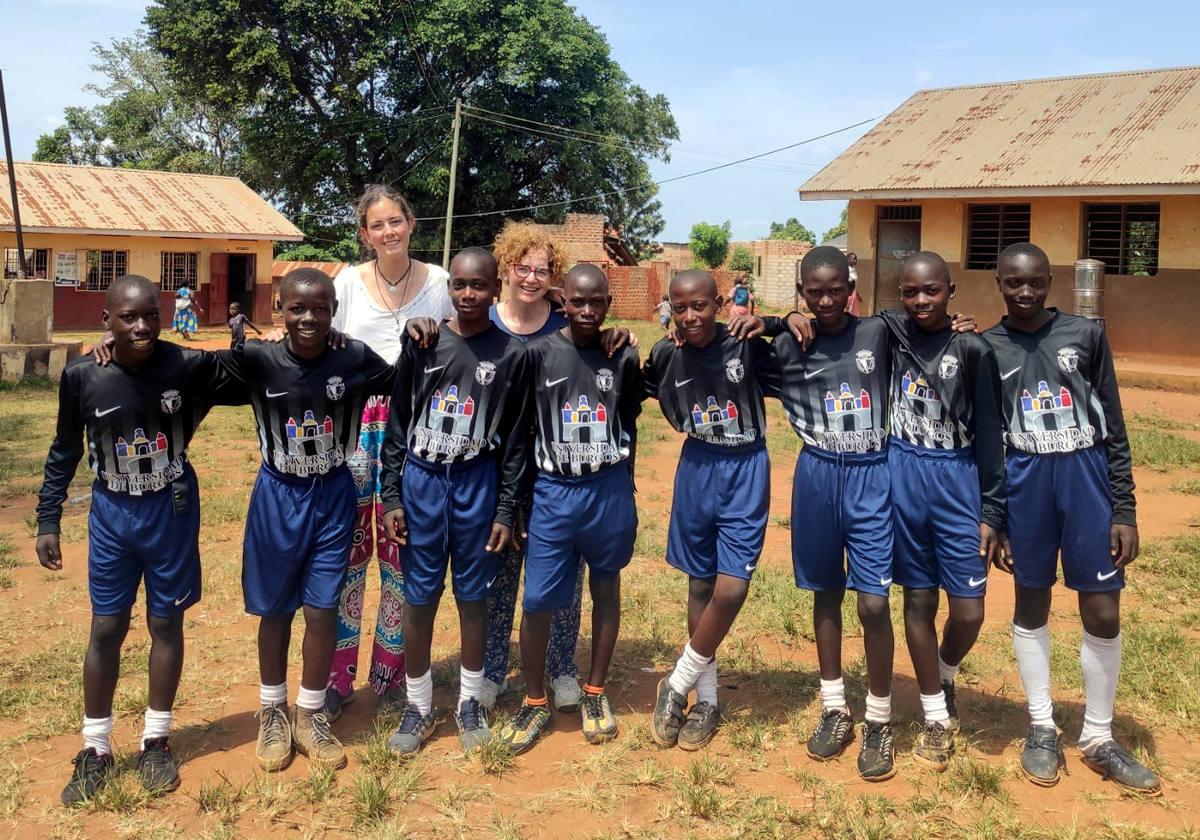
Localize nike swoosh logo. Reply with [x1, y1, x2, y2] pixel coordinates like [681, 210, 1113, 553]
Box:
[486, 575, 498, 589]
[94, 406, 121, 418]
[545, 377, 568, 387]
[879, 577, 893, 586]
[266, 389, 288, 398]
[1000, 367, 1021, 380]
[968, 576, 986, 588]
[674, 378, 694, 388]
[804, 368, 827, 381]
[424, 364, 447, 375]
[174, 590, 191, 606]
[744, 562, 758, 573]
[1096, 569, 1120, 581]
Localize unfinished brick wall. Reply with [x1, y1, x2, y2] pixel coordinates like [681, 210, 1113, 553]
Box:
[644, 239, 810, 308]
[525, 213, 608, 265]
[607, 265, 661, 319]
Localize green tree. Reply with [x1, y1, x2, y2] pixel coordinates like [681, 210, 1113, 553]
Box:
[603, 186, 665, 262]
[821, 205, 849, 243]
[728, 246, 755, 273]
[689, 221, 732, 269]
[146, 0, 679, 253]
[768, 217, 816, 244]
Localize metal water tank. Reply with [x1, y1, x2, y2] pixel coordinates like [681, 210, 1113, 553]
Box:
[1073, 259, 1105, 326]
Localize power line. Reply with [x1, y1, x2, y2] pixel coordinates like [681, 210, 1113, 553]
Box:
[399, 2, 449, 105]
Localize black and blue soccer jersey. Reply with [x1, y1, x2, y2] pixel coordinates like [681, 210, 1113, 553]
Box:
[221, 339, 395, 479]
[525, 331, 642, 477]
[379, 326, 530, 526]
[763, 315, 891, 454]
[879, 310, 1005, 530]
[642, 325, 774, 451]
[983, 309, 1135, 525]
[36, 342, 244, 535]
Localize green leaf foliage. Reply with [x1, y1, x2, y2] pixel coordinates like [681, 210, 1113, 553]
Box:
[689, 221, 731, 269]
[728, 246, 755, 274]
[767, 217, 816, 244]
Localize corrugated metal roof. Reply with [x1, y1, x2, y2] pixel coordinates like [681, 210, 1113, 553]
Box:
[271, 260, 348, 279]
[799, 67, 1200, 199]
[0, 161, 304, 240]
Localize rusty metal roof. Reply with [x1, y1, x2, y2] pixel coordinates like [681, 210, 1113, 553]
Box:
[0, 161, 304, 240]
[799, 67, 1200, 199]
[271, 260, 348, 279]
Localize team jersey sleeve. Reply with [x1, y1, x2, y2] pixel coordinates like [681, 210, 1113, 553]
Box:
[35, 369, 85, 535]
[494, 348, 532, 529]
[619, 348, 645, 470]
[1090, 327, 1136, 526]
[971, 345, 1007, 531]
[757, 335, 788, 401]
[363, 345, 398, 397]
[379, 337, 417, 513]
[189, 349, 250, 407]
[642, 340, 665, 401]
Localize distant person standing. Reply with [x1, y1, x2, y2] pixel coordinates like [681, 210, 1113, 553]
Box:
[846, 252, 862, 316]
[227, 302, 261, 349]
[655, 294, 672, 331]
[728, 276, 755, 318]
[172, 287, 202, 339]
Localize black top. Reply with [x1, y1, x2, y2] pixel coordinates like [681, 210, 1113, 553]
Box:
[983, 309, 1135, 526]
[879, 310, 1006, 530]
[379, 326, 531, 527]
[763, 315, 891, 454]
[221, 339, 395, 478]
[36, 342, 244, 535]
[643, 324, 774, 451]
[525, 331, 643, 477]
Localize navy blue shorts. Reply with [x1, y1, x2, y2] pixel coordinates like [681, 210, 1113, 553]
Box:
[667, 439, 770, 580]
[400, 455, 501, 606]
[87, 465, 201, 618]
[889, 437, 987, 598]
[1006, 447, 1122, 592]
[524, 466, 637, 612]
[242, 464, 355, 617]
[791, 447, 892, 597]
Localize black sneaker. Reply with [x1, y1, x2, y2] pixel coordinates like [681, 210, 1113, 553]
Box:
[677, 701, 719, 751]
[806, 707, 855, 761]
[857, 721, 896, 782]
[1081, 740, 1162, 796]
[136, 737, 180, 794]
[941, 680, 960, 734]
[61, 748, 114, 807]
[323, 686, 354, 723]
[1020, 725, 1064, 786]
[651, 678, 688, 748]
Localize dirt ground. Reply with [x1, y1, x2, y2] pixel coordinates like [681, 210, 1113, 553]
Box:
[2, 328, 1199, 839]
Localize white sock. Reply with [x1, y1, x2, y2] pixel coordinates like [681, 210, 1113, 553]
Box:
[667, 642, 710, 696]
[141, 708, 172, 745]
[82, 716, 113, 756]
[920, 692, 950, 724]
[1079, 630, 1122, 753]
[409, 669, 434, 716]
[260, 681, 287, 707]
[820, 677, 848, 713]
[1012, 623, 1055, 727]
[938, 653, 960, 685]
[695, 658, 718, 705]
[460, 666, 484, 708]
[295, 685, 325, 712]
[864, 692, 891, 724]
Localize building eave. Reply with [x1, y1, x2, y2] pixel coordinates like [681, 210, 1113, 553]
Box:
[0, 226, 304, 242]
[798, 184, 1200, 201]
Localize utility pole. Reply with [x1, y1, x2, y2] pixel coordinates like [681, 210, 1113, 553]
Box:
[0, 70, 28, 278]
[441, 97, 462, 270]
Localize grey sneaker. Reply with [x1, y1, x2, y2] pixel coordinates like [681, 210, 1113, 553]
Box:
[136, 737, 180, 794]
[857, 721, 896, 782]
[61, 748, 114, 807]
[455, 698, 492, 751]
[913, 721, 953, 772]
[478, 677, 509, 711]
[1020, 725, 1064, 786]
[255, 703, 294, 772]
[941, 680, 960, 735]
[550, 675, 582, 713]
[678, 701, 719, 751]
[323, 686, 354, 722]
[806, 707, 855, 761]
[651, 677, 688, 748]
[1081, 740, 1162, 796]
[388, 704, 438, 755]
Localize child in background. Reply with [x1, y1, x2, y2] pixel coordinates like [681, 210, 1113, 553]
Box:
[656, 294, 672, 331]
[227, 301, 261, 349]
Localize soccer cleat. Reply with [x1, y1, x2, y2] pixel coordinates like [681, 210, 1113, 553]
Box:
[857, 721, 896, 782]
[455, 698, 492, 752]
[498, 702, 553, 755]
[941, 680, 960, 735]
[1020, 725, 1064, 786]
[580, 693, 618, 745]
[678, 701, 719, 751]
[651, 678, 688, 748]
[550, 675, 583, 713]
[806, 707, 855, 761]
[388, 704, 438, 755]
[292, 706, 347, 770]
[322, 686, 354, 722]
[1081, 741, 1162, 796]
[255, 703, 294, 772]
[477, 677, 510, 711]
[136, 737, 181, 793]
[913, 721, 953, 772]
[60, 748, 114, 807]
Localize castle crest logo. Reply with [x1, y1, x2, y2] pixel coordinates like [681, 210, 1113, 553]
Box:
[855, 350, 875, 374]
[325, 376, 345, 401]
[475, 361, 496, 385]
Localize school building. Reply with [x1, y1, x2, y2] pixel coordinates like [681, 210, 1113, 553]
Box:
[798, 66, 1200, 362]
[0, 161, 303, 329]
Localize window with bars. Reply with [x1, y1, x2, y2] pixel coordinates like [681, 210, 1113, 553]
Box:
[3, 248, 50, 279]
[160, 252, 199, 291]
[879, 205, 922, 221]
[965, 204, 1032, 270]
[1083, 203, 1159, 276]
[82, 250, 129, 291]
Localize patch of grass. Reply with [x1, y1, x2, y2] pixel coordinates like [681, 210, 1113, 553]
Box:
[475, 730, 516, 777]
[1120, 616, 1200, 724]
[621, 758, 668, 788]
[302, 762, 337, 803]
[685, 753, 733, 788]
[672, 776, 724, 820]
[195, 775, 246, 824]
[725, 712, 778, 753]
[942, 754, 1008, 800]
[1128, 410, 1198, 432]
[0, 572, 11, 590]
[0, 761, 25, 817]
[1128, 428, 1200, 471]
[86, 767, 155, 813]
[0, 533, 19, 569]
[352, 772, 391, 826]
[1169, 478, 1200, 495]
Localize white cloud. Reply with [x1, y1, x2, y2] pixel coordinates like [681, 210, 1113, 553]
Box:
[915, 69, 933, 85]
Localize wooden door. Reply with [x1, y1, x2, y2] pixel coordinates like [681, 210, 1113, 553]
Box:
[208, 253, 229, 326]
[874, 209, 922, 313]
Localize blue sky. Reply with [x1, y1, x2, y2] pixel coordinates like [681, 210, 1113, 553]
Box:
[6, 0, 1199, 242]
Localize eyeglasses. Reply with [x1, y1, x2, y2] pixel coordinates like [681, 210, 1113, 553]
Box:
[513, 264, 552, 281]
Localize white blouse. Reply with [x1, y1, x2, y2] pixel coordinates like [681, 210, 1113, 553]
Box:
[331, 261, 454, 364]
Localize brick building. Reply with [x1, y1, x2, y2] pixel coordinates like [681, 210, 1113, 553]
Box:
[644, 238, 812, 308]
